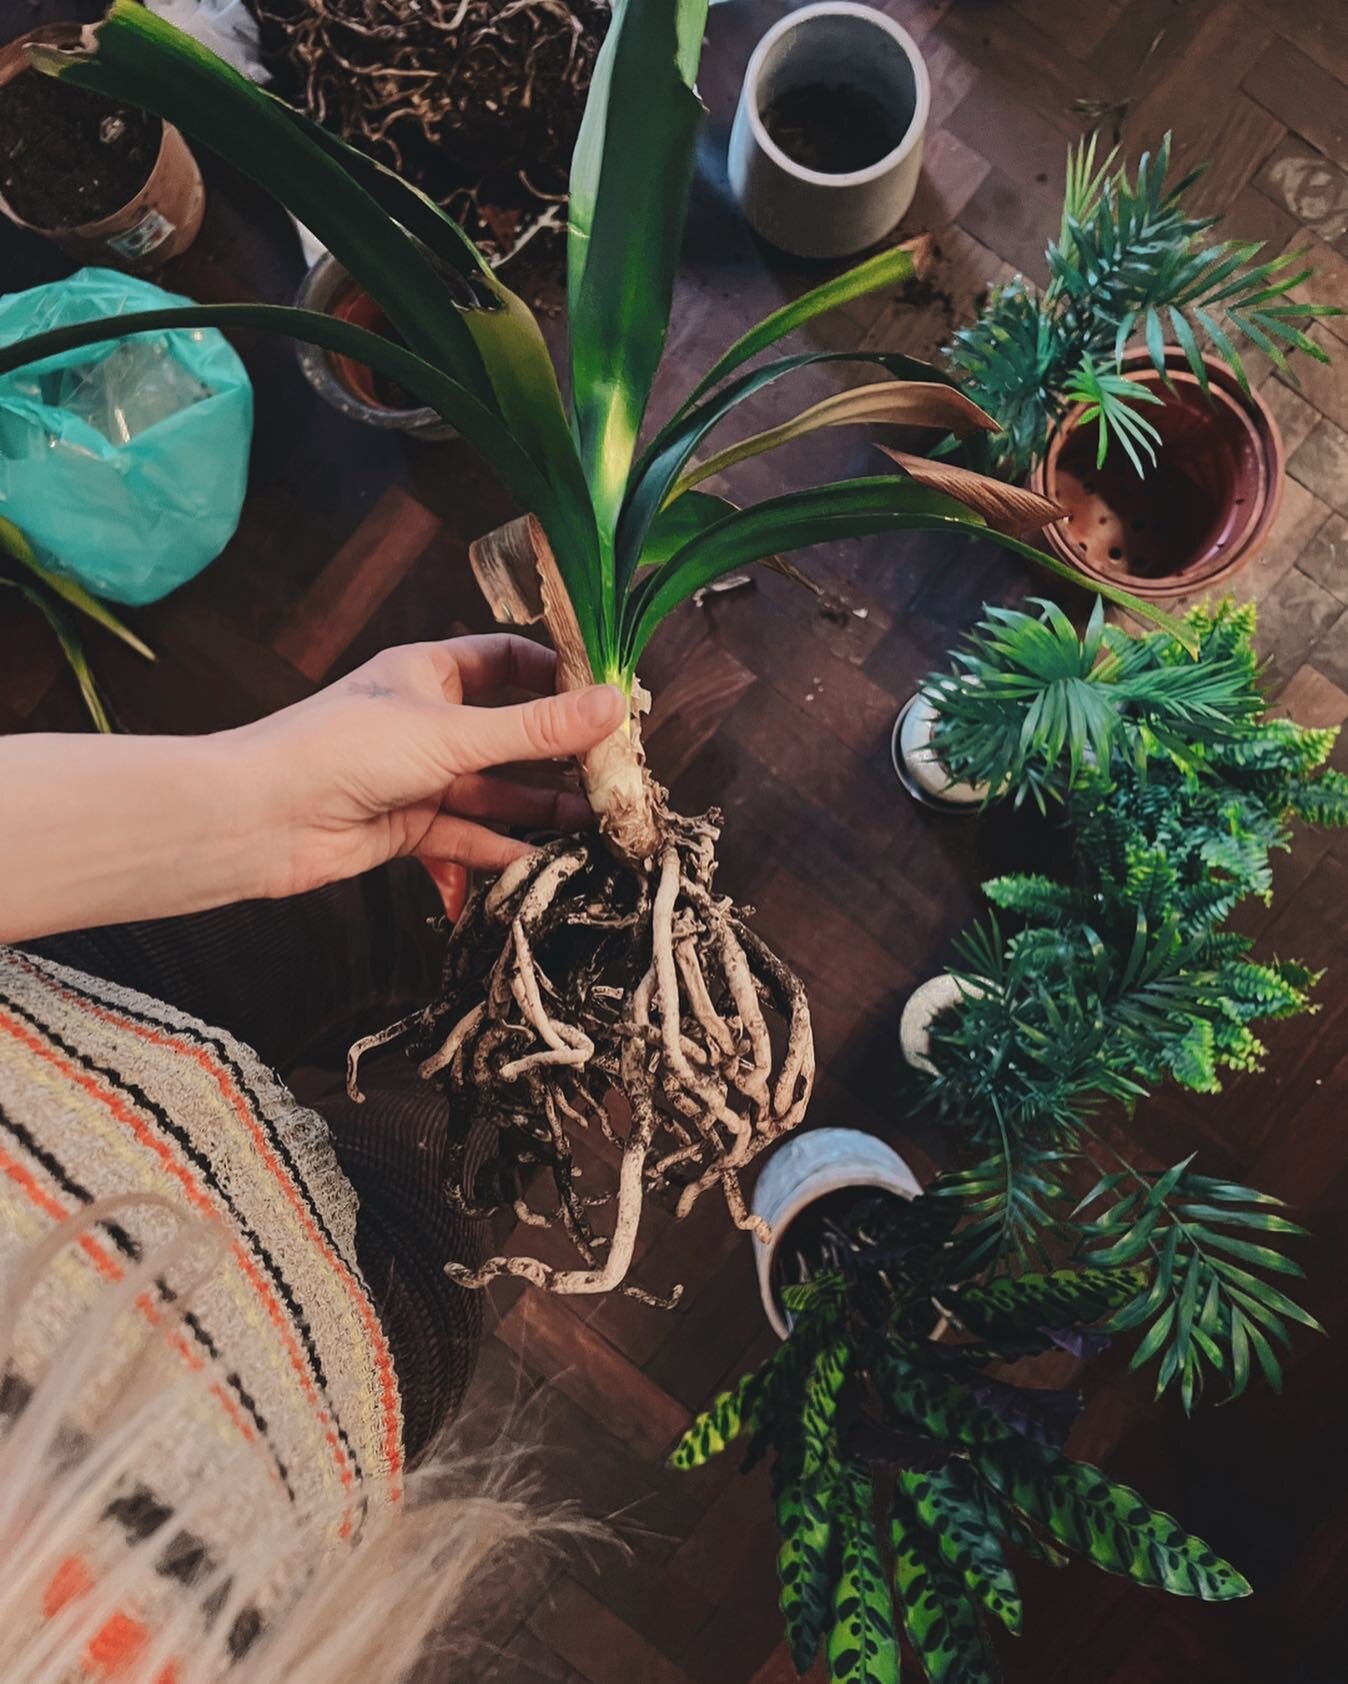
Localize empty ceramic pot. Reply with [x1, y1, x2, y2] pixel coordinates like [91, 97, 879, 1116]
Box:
[728, 1, 930, 260]
[1030, 349, 1284, 599]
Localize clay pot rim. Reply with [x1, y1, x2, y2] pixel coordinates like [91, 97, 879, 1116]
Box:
[1031, 348, 1285, 601]
[0, 23, 172, 240]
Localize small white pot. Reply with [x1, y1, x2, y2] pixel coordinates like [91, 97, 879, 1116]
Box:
[751, 1127, 924, 1338]
[891, 689, 988, 809]
[899, 973, 982, 1076]
[728, 2, 930, 260]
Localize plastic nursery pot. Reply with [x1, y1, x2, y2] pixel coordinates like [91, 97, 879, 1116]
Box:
[891, 684, 988, 811]
[728, 0, 930, 260]
[898, 973, 982, 1077]
[292, 252, 456, 441]
[1030, 348, 1284, 600]
[0, 26, 205, 273]
[750, 1126, 924, 1339]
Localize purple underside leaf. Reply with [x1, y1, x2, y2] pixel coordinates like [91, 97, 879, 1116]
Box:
[1044, 1324, 1113, 1360]
[967, 1377, 1084, 1447]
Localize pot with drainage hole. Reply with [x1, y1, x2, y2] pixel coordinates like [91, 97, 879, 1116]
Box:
[1029, 347, 1284, 601]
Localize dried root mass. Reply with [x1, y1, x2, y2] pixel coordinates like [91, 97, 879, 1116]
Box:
[349, 810, 814, 1303]
[252, 0, 608, 253]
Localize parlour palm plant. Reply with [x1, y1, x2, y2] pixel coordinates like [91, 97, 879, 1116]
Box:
[948, 134, 1341, 479]
[671, 1192, 1249, 1684]
[0, 0, 1175, 1304]
[917, 600, 1343, 1406]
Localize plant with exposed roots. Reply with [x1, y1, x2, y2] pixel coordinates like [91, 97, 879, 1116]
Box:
[5, 1, 1177, 1301]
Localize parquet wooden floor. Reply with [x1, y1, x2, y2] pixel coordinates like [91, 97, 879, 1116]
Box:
[2, 3, 1346, 1680]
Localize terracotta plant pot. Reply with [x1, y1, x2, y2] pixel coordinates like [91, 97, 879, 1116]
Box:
[750, 1127, 923, 1338]
[0, 25, 204, 272]
[292, 252, 455, 440]
[1030, 348, 1283, 600]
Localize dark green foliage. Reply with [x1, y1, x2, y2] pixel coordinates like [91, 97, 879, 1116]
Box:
[918, 599, 1331, 1404]
[947, 134, 1340, 479]
[671, 1198, 1246, 1683]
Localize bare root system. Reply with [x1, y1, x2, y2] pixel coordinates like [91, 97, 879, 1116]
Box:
[252, 0, 608, 253]
[348, 811, 815, 1305]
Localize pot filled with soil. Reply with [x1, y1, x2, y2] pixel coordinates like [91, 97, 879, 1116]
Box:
[292, 252, 456, 440]
[1030, 347, 1284, 600]
[0, 26, 204, 271]
[728, 1, 930, 259]
[750, 1126, 923, 1337]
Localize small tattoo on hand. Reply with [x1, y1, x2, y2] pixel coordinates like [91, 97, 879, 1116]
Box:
[348, 680, 396, 700]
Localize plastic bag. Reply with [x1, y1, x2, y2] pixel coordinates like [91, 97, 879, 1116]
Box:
[0, 268, 253, 606]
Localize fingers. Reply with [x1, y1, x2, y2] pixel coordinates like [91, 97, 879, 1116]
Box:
[430, 634, 559, 705]
[447, 683, 626, 774]
[414, 813, 534, 874]
[442, 772, 593, 833]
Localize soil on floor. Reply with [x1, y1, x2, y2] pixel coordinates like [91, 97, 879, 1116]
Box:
[0, 70, 159, 230]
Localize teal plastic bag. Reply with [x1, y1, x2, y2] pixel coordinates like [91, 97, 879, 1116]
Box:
[0, 268, 252, 606]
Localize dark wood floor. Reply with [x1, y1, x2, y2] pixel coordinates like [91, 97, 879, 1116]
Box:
[3, 2, 1347, 1681]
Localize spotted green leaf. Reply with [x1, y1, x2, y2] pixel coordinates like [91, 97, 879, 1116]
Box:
[975, 1439, 1250, 1601]
[670, 1370, 761, 1470]
[778, 1467, 838, 1673]
[946, 1268, 1144, 1344]
[801, 1339, 850, 1478]
[827, 1465, 899, 1684]
[897, 1464, 1022, 1635]
[892, 1493, 1001, 1684]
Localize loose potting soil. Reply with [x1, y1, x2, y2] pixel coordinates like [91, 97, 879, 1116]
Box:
[763, 82, 903, 174]
[0, 70, 159, 230]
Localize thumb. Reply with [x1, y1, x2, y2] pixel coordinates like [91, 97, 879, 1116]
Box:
[450, 683, 627, 773]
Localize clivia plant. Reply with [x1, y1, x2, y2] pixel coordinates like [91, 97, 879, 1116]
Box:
[671, 1191, 1250, 1684]
[0, 1, 1171, 1305]
[912, 599, 1345, 1406]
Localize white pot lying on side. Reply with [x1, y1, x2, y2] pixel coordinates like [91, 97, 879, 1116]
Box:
[751, 1126, 924, 1338]
[728, 1, 930, 260]
[899, 972, 982, 1076]
[891, 688, 989, 810]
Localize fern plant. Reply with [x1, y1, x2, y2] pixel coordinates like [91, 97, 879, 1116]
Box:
[947, 133, 1341, 479]
[918, 600, 1342, 1406]
[671, 1193, 1249, 1684]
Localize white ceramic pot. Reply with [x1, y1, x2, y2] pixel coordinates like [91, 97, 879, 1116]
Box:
[891, 689, 988, 809]
[751, 1126, 924, 1338]
[728, 2, 930, 260]
[899, 972, 982, 1076]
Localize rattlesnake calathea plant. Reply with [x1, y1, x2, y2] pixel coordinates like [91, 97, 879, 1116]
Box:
[0, 2, 1178, 1303]
[671, 1193, 1248, 1684]
[945, 134, 1340, 479]
[919, 599, 1346, 1405]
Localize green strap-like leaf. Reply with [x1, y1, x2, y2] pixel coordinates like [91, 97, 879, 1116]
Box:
[682, 240, 927, 409]
[897, 1464, 1022, 1636]
[0, 575, 111, 731]
[0, 517, 153, 662]
[828, 1464, 899, 1684]
[621, 478, 1166, 670]
[778, 1466, 839, 1674]
[892, 1494, 1001, 1684]
[567, 0, 707, 545]
[975, 1439, 1251, 1602]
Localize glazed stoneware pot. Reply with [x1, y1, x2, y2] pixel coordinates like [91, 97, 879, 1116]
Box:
[728, 1, 929, 260]
[292, 252, 455, 440]
[750, 1126, 923, 1338]
[898, 973, 982, 1077]
[0, 26, 204, 272]
[1030, 348, 1284, 600]
[891, 685, 988, 810]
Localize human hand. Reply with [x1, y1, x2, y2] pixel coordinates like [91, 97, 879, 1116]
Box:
[230, 635, 625, 915]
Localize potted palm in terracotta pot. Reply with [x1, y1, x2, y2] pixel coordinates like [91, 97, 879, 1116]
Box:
[946, 135, 1340, 599]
